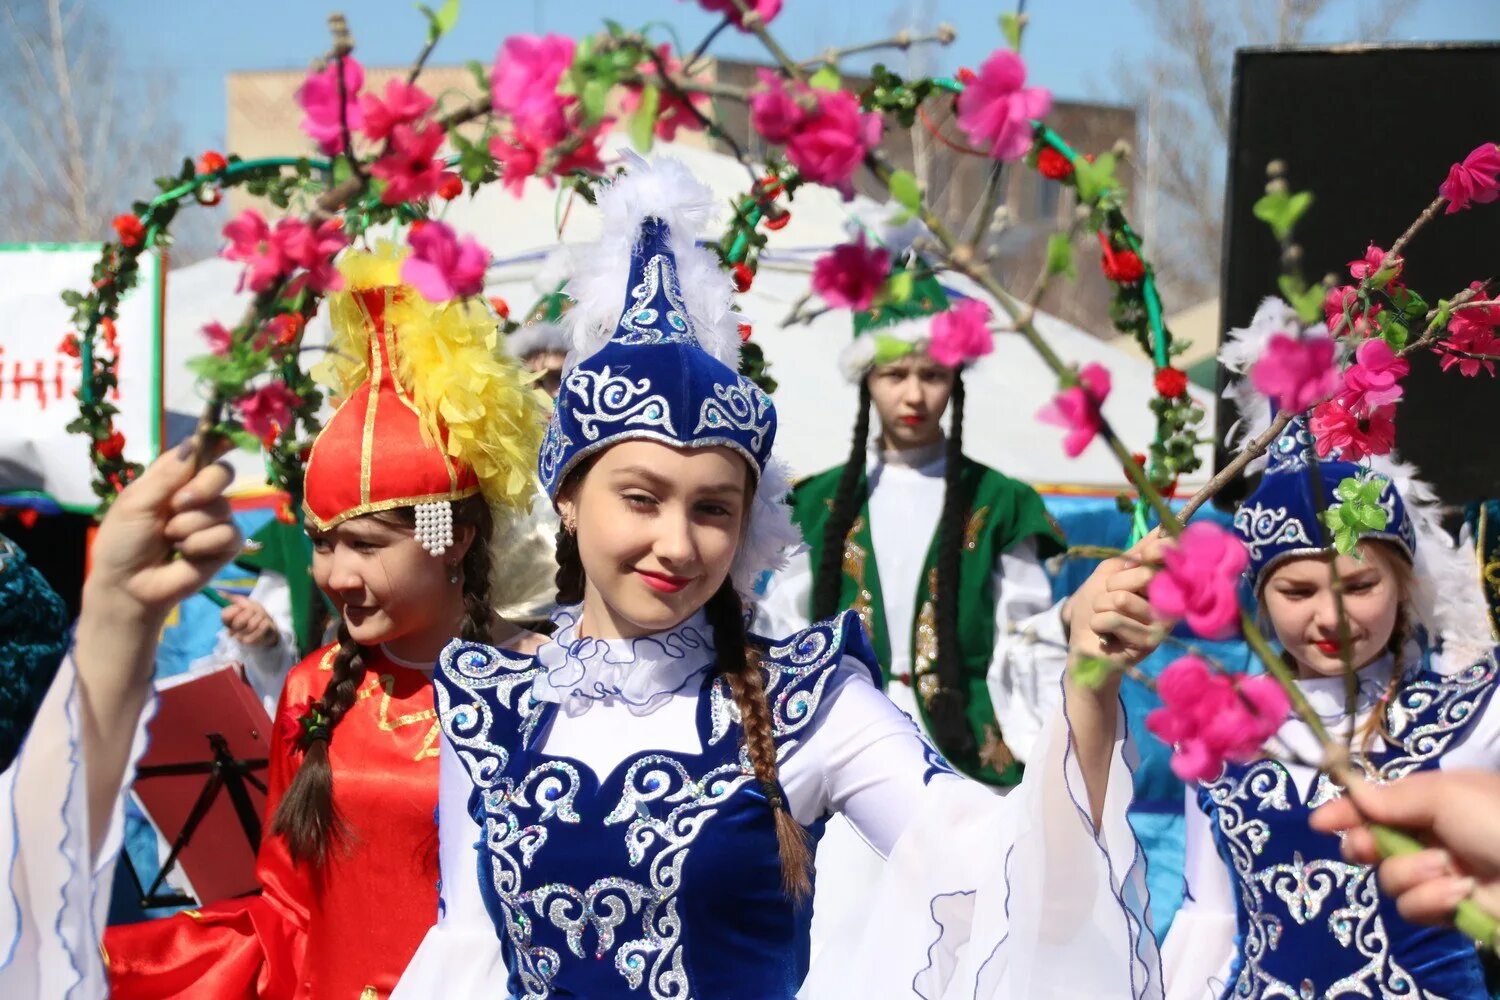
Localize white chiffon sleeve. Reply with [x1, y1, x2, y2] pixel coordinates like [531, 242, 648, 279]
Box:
[985, 538, 1068, 765]
[798, 677, 1160, 999]
[1161, 787, 1236, 1000]
[0, 655, 151, 1000]
[392, 734, 509, 998]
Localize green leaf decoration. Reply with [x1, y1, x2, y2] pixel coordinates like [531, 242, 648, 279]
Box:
[466, 58, 489, 94]
[1434, 297, 1453, 330]
[1320, 473, 1391, 555]
[808, 65, 841, 91]
[331, 155, 353, 186]
[580, 78, 610, 124]
[417, 0, 460, 43]
[1277, 275, 1325, 326]
[1073, 152, 1118, 204]
[1045, 231, 1076, 279]
[1251, 188, 1314, 242]
[1070, 655, 1115, 690]
[883, 269, 915, 304]
[628, 83, 661, 153]
[1000, 12, 1025, 51]
[889, 169, 922, 213]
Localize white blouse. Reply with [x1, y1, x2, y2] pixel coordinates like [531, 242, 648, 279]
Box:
[1162, 650, 1500, 1000]
[396, 611, 1160, 999]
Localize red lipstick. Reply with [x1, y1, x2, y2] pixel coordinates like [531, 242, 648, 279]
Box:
[1314, 639, 1341, 656]
[636, 569, 691, 594]
[899, 415, 924, 426]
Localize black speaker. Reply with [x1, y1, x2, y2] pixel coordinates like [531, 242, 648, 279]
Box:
[1215, 43, 1500, 511]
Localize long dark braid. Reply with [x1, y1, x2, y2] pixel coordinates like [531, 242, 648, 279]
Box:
[271, 496, 494, 866]
[812, 381, 872, 620]
[705, 580, 813, 899]
[929, 368, 976, 759]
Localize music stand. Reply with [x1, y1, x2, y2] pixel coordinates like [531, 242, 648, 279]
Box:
[125, 665, 273, 908]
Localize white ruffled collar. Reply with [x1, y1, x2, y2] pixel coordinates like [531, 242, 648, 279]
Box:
[530, 606, 716, 717]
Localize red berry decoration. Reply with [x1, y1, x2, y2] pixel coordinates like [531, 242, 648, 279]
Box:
[956, 67, 977, 85]
[1097, 232, 1145, 284]
[737, 322, 752, 343]
[1036, 147, 1074, 180]
[17, 509, 38, 530]
[197, 187, 222, 207]
[97, 430, 126, 460]
[762, 208, 791, 231]
[438, 173, 463, 200]
[99, 316, 118, 350]
[112, 213, 145, 248]
[197, 150, 228, 174]
[58, 333, 79, 358]
[488, 296, 510, 320]
[731, 263, 754, 293]
[1154, 366, 1189, 399]
[268, 313, 305, 348]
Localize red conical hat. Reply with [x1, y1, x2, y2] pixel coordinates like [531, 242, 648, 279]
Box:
[302, 286, 479, 531]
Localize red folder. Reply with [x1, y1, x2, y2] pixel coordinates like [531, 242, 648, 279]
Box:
[132, 665, 273, 904]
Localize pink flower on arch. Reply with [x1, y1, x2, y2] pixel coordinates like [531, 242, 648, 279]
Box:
[402, 221, 490, 302]
[955, 49, 1051, 162]
[1337, 338, 1409, 412]
[619, 44, 709, 142]
[1438, 142, 1500, 214]
[749, 69, 807, 145]
[370, 123, 446, 205]
[689, 0, 783, 30]
[1436, 289, 1500, 378]
[1249, 334, 1338, 413]
[1147, 521, 1248, 640]
[785, 89, 883, 199]
[201, 321, 233, 356]
[1323, 284, 1382, 338]
[810, 236, 890, 311]
[359, 79, 434, 143]
[221, 210, 289, 292]
[1349, 243, 1402, 288]
[279, 218, 349, 294]
[1037, 362, 1111, 458]
[1310, 399, 1396, 460]
[1145, 655, 1289, 783]
[296, 57, 364, 155]
[928, 298, 994, 368]
[492, 34, 576, 142]
[234, 382, 302, 441]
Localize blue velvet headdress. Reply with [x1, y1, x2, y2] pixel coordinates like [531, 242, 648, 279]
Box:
[1233, 416, 1415, 590]
[538, 155, 798, 596]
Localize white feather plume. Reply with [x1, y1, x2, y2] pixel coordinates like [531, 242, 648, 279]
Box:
[532, 248, 572, 294]
[1219, 296, 1330, 472]
[733, 455, 802, 599]
[837, 316, 932, 383]
[1365, 453, 1493, 664]
[563, 152, 743, 369]
[844, 194, 929, 258]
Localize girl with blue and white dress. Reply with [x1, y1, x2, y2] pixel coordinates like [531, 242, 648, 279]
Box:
[393, 157, 1161, 1000]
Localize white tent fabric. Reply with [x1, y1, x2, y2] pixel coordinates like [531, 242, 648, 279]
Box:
[161, 139, 1214, 491]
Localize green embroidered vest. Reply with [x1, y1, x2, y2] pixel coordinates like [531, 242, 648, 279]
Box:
[790, 455, 1063, 786]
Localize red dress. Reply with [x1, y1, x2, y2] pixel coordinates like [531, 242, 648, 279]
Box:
[105, 645, 441, 999]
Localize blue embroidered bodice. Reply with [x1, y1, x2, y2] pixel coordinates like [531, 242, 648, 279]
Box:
[434, 608, 879, 999]
[1198, 652, 1500, 1000]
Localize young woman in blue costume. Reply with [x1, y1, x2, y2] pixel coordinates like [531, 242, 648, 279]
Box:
[1087, 416, 1499, 1000]
[393, 156, 1161, 1000]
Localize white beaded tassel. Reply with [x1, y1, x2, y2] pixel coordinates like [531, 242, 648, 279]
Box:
[413, 500, 453, 556]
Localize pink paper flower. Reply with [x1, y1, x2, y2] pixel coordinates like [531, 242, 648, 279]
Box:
[488, 122, 608, 198]
[221, 210, 288, 292]
[402, 221, 490, 302]
[1323, 284, 1382, 338]
[201, 321, 233, 356]
[689, 0, 782, 30]
[370, 123, 446, 205]
[1436, 291, 1500, 377]
[785, 89, 883, 199]
[234, 382, 302, 441]
[1438, 142, 1500, 214]
[1310, 399, 1397, 460]
[1145, 655, 1289, 782]
[749, 69, 807, 145]
[1147, 522, 1248, 640]
[955, 50, 1051, 162]
[295, 56, 364, 155]
[1249, 334, 1338, 413]
[492, 34, 576, 142]
[1037, 362, 1111, 458]
[810, 237, 890, 311]
[278, 218, 349, 294]
[1337, 338, 1409, 412]
[1349, 243, 1402, 288]
[359, 79, 434, 143]
[619, 44, 709, 142]
[928, 298, 995, 368]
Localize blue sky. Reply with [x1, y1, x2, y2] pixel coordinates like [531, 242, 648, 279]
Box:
[116, 0, 1499, 155]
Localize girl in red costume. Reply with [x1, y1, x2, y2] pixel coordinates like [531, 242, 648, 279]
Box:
[104, 248, 548, 999]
